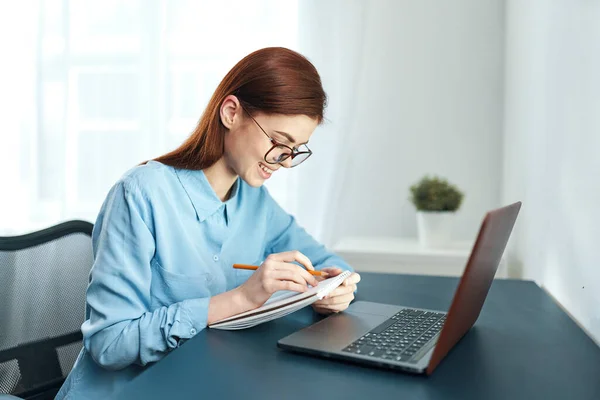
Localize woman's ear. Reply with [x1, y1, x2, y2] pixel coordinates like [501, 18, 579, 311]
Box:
[220, 95, 240, 130]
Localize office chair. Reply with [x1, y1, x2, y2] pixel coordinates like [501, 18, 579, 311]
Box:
[0, 221, 94, 400]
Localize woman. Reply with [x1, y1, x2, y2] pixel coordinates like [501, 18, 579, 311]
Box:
[56, 47, 360, 399]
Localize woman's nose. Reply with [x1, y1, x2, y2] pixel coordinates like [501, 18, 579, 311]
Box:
[280, 157, 293, 169]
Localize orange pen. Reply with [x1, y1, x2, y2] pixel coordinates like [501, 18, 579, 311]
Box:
[233, 263, 325, 276]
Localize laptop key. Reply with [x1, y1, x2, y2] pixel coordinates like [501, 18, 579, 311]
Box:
[368, 349, 385, 357]
[357, 344, 376, 354]
[370, 318, 396, 334]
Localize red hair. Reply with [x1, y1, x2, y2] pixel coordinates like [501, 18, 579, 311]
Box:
[152, 47, 326, 170]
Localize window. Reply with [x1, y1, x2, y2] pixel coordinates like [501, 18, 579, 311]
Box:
[3, 0, 298, 233]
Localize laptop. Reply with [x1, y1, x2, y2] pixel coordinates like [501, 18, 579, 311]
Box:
[278, 201, 522, 375]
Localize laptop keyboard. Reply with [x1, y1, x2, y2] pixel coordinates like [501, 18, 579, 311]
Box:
[342, 309, 446, 363]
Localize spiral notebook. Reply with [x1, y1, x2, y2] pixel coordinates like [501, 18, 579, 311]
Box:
[209, 270, 352, 330]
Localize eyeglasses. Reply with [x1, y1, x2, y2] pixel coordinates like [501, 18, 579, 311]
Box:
[241, 106, 312, 168]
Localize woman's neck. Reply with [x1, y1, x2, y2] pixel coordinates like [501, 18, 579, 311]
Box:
[203, 158, 238, 202]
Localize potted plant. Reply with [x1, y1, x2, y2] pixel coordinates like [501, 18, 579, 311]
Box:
[409, 175, 464, 248]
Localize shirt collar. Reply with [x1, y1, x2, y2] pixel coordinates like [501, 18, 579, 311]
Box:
[174, 168, 240, 223]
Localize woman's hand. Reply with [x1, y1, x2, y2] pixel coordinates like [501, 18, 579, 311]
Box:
[311, 267, 361, 315]
[237, 251, 319, 309]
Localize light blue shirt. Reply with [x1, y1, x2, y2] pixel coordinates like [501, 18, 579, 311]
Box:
[56, 160, 352, 399]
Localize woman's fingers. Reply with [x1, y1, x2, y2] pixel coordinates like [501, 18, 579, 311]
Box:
[266, 251, 314, 271]
[316, 292, 355, 306]
[311, 271, 360, 314]
[323, 284, 356, 299]
[262, 255, 361, 295]
[270, 280, 309, 293]
[320, 267, 343, 277]
[269, 269, 315, 288]
[343, 272, 361, 286]
[270, 262, 319, 287]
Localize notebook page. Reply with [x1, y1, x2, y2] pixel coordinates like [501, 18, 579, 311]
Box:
[210, 271, 351, 326]
[264, 271, 349, 305]
[316, 271, 351, 299]
[211, 295, 319, 330]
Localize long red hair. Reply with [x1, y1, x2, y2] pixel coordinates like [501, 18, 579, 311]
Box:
[152, 47, 326, 170]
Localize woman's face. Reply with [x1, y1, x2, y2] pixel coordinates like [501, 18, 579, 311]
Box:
[221, 97, 318, 187]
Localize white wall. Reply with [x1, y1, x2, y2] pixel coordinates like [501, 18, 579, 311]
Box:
[317, 0, 506, 244]
[503, 0, 600, 343]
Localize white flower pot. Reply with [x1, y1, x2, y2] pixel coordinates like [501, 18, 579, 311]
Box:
[416, 211, 455, 248]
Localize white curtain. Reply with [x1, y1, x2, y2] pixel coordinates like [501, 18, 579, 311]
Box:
[295, 0, 367, 246]
[0, 0, 300, 235]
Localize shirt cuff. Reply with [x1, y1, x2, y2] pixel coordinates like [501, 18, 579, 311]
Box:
[169, 298, 210, 348]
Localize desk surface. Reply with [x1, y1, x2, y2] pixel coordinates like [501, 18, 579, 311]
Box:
[115, 273, 600, 400]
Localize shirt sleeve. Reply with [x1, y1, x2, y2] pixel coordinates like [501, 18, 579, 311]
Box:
[263, 189, 353, 273]
[81, 179, 209, 371]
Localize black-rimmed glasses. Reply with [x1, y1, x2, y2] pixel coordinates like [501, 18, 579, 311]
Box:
[241, 106, 312, 168]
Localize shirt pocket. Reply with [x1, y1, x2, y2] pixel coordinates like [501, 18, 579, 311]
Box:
[150, 259, 215, 308]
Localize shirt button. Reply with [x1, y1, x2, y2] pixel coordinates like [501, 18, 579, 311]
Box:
[213, 255, 219, 261]
[190, 328, 197, 335]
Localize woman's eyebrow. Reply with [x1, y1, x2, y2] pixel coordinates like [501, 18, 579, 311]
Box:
[273, 130, 308, 146]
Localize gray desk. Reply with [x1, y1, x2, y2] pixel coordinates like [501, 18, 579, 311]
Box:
[114, 273, 600, 400]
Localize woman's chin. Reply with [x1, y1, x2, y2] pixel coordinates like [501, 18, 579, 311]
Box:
[240, 172, 266, 188]
[246, 179, 264, 188]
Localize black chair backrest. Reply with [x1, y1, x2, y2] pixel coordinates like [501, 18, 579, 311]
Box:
[0, 221, 93, 399]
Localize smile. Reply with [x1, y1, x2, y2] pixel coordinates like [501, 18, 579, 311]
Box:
[259, 162, 275, 179]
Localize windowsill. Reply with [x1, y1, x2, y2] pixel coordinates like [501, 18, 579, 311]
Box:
[333, 236, 508, 279]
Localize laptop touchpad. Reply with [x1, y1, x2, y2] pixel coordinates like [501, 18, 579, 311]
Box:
[345, 301, 401, 317]
[307, 312, 387, 341]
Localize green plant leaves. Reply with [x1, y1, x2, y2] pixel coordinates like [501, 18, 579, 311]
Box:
[409, 175, 464, 212]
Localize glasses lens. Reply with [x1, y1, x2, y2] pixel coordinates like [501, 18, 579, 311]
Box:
[291, 152, 311, 167]
[265, 145, 292, 164]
